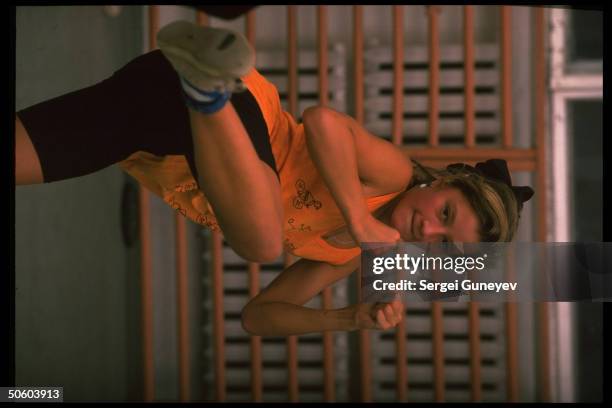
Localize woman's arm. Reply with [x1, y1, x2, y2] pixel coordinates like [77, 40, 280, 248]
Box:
[302, 106, 413, 244]
[241, 257, 404, 336]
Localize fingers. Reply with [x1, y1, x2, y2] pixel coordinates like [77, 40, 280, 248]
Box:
[389, 300, 404, 328]
[375, 309, 391, 329]
[391, 298, 404, 321]
[388, 227, 401, 243]
[385, 227, 401, 247]
[383, 303, 396, 327]
[375, 302, 404, 330]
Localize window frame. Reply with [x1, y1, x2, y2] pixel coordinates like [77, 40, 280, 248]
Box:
[548, 7, 603, 404]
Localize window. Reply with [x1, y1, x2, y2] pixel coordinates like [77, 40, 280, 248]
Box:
[548, 6, 603, 403]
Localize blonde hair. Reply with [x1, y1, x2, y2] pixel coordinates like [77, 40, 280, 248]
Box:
[409, 159, 521, 242]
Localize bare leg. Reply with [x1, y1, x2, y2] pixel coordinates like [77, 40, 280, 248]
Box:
[15, 116, 44, 185]
[157, 21, 283, 262]
[15, 101, 284, 263]
[189, 103, 283, 263]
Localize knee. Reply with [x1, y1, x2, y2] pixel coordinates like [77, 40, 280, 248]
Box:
[235, 234, 283, 264]
[247, 243, 283, 264]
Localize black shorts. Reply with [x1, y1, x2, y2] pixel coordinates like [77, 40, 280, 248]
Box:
[16, 50, 277, 184]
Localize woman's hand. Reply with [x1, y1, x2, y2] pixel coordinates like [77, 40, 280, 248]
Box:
[352, 298, 405, 330]
[349, 212, 401, 246]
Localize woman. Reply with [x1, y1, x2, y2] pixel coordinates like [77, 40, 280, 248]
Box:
[15, 21, 533, 336]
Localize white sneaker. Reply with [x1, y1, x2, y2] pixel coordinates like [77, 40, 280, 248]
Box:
[157, 20, 254, 93]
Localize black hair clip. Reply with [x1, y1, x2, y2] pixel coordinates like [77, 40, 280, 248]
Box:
[411, 158, 437, 184]
[446, 159, 535, 211]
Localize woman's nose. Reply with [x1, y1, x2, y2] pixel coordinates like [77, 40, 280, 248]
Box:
[421, 219, 446, 242]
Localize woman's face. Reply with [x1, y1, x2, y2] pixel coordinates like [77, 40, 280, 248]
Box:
[389, 180, 481, 243]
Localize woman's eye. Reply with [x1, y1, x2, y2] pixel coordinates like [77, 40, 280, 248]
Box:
[442, 204, 449, 222]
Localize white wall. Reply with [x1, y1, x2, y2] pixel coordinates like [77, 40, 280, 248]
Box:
[15, 5, 144, 402]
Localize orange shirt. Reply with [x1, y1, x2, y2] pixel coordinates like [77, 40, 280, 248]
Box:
[118, 68, 402, 265]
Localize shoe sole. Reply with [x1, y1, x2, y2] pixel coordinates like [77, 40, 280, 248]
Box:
[157, 20, 254, 92]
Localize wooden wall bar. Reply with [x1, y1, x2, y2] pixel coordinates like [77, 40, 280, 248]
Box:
[196, 9, 208, 26]
[463, 6, 480, 401]
[248, 261, 263, 402]
[288, 6, 299, 119]
[353, 6, 365, 125]
[463, 6, 482, 402]
[501, 6, 513, 148]
[468, 300, 482, 402]
[212, 232, 226, 401]
[392, 6, 405, 147]
[243, 12, 264, 402]
[505, 245, 519, 401]
[463, 6, 476, 148]
[176, 215, 190, 402]
[392, 5, 408, 402]
[316, 5, 336, 402]
[353, 5, 371, 402]
[427, 6, 444, 402]
[431, 301, 445, 402]
[427, 6, 441, 147]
